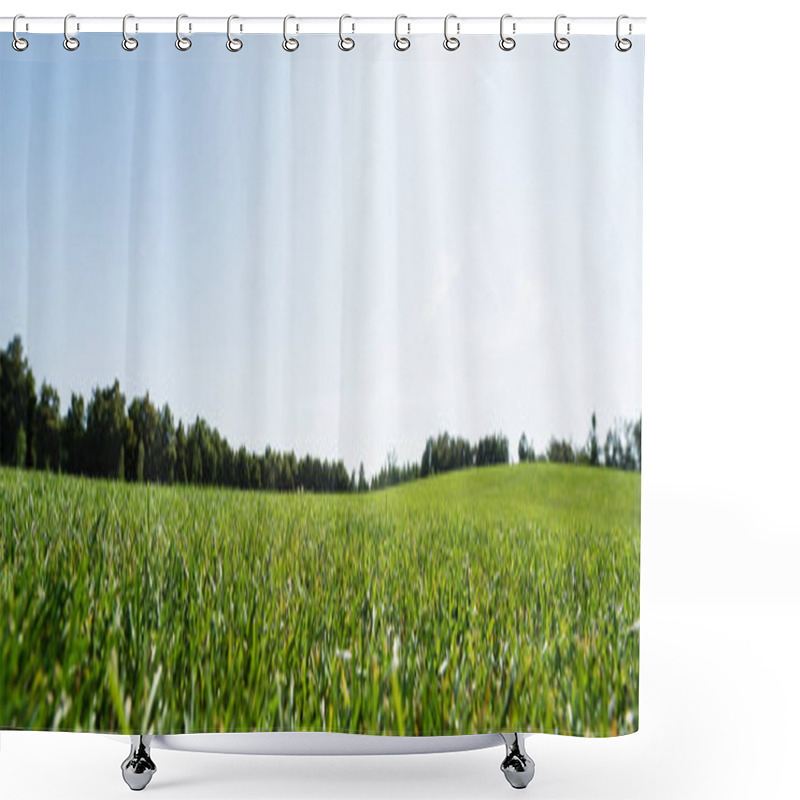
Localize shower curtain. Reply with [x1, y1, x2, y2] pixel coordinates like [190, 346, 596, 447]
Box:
[0, 29, 643, 738]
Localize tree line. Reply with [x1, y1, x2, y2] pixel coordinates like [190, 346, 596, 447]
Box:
[0, 336, 640, 495]
[519, 411, 642, 472]
[368, 431, 510, 491]
[0, 336, 351, 493]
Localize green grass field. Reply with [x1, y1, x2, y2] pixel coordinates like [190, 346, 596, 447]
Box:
[0, 462, 640, 736]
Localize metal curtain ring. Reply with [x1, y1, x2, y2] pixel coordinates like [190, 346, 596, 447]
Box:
[338, 14, 355, 51]
[283, 15, 299, 51]
[122, 14, 138, 51]
[554, 14, 570, 51]
[176, 14, 192, 50]
[443, 14, 460, 51]
[499, 14, 515, 51]
[12, 14, 28, 51]
[615, 14, 632, 51]
[63, 13, 79, 51]
[227, 15, 243, 51]
[394, 14, 410, 51]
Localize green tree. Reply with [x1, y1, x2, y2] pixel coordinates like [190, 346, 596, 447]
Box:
[85, 380, 128, 478]
[175, 421, 187, 484]
[127, 393, 159, 481]
[0, 336, 37, 467]
[235, 446, 250, 489]
[63, 393, 85, 474]
[190, 440, 203, 484]
[603, 418, 639, 471]
[633, 415, 642, 471]
[152, 404, 177, 483]
[547, 438, 576, 464]
[358, 462, 368, 492]
[34, 381, 61, 472]
[475, 433, 509, 467]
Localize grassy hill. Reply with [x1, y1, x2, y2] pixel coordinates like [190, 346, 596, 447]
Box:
[0, 462, 640, 736]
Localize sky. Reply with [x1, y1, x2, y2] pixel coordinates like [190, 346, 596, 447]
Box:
[0, 32, 643, 475]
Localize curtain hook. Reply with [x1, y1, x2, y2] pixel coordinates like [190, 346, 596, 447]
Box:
[12, 14, 29, 51]
[283, 15, 299, 51]
[175, 14, 192, 50]
[227, 15, 243, 51]
[122, 14, 138, 51]
[394, 14, 410, 51]
[554, 14, 570, 51]
[499, 14, 515, 51]
[615, 14, 632, 51]
[443, 14, 460, 51]
[338, 14, 355, 51]
[63, 13, 80, 51]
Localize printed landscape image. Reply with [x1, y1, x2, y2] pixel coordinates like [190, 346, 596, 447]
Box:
[0, 335, 640, 736]
[1, 35, 643, 739]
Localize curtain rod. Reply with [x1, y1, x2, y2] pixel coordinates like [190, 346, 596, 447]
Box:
[1, 16, 646, 36]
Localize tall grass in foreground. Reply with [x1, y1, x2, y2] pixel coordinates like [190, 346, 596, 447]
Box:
[0, 463, 640, 736]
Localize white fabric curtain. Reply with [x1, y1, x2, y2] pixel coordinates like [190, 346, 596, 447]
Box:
[1, 30, 643, 740]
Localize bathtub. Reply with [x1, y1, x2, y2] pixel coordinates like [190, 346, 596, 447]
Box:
[118, 731, 535, 791]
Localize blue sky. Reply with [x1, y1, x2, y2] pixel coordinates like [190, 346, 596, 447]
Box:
[1, 33, 643, 474]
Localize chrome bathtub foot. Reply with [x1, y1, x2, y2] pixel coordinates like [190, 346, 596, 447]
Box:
[500, 733, 535, 790]
[121, 735, 157, 791]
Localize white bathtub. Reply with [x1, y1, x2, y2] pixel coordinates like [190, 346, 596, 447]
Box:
[116, 731, 535, 791]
